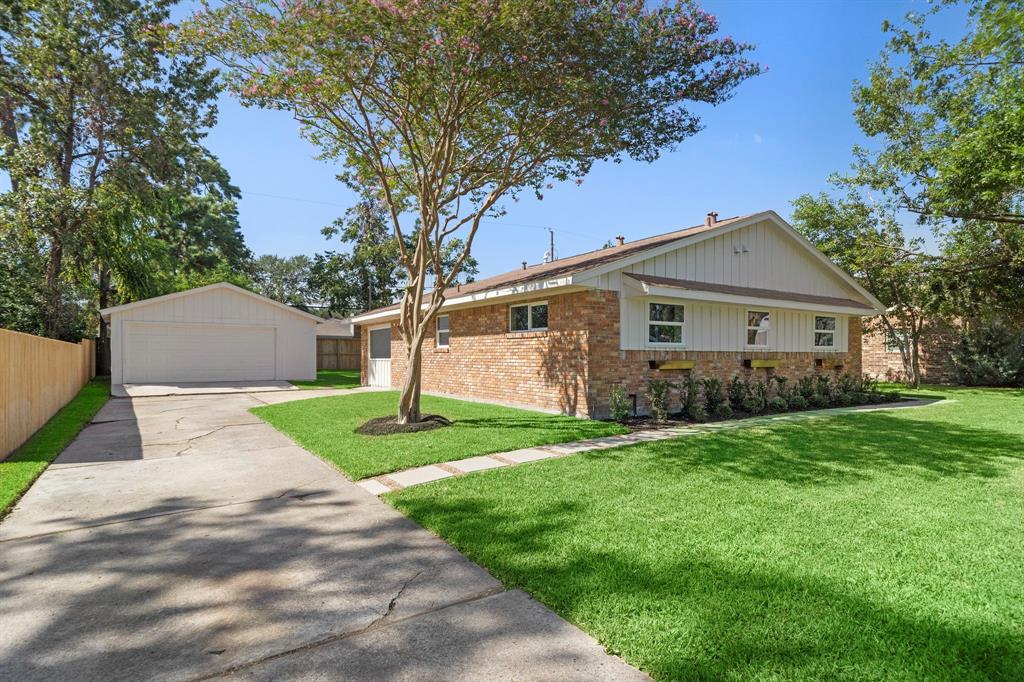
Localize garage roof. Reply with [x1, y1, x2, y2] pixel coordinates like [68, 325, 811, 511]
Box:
[99, 282, 324, 323]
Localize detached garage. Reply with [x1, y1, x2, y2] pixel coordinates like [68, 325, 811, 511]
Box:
[101, 282, 320, 386]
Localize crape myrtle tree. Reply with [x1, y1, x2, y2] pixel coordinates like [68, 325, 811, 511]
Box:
[188, 0, 761, 423]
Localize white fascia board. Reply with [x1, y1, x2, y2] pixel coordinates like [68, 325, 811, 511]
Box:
[351, 277, 580, 324]
[634, 283, 878, 316]
[571, 209, 885, 313]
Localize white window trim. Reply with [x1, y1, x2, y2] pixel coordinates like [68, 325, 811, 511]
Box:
[745, 309, 772, 349]
[813, 315, 837, 350]
[509, 301, 549, 332]
[436, 314, 450, 348]
[645, 299, 686, 348]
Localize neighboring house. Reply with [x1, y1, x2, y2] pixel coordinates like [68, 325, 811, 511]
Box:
[316, 317, 361, 371]
[352, 210, 885, 418]
[862, 319, 959, 384]
[101, 282, 320, 386]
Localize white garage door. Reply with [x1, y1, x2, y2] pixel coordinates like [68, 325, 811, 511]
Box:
[123, 322, 276, 383]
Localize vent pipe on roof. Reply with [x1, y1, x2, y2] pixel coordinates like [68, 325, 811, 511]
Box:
[615, 235, 625, 246]
[705, 211, 719, 227]
[521, 261, 527, 270]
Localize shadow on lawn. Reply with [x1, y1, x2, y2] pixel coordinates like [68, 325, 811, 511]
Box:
[589, 409, 1024, 485]
[395, 495, 1022, 680]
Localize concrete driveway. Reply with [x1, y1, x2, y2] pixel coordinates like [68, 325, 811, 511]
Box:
[0, 390, 645, 681]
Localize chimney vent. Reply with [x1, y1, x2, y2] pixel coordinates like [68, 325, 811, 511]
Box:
[521, 261, 528, 270]
[615, 235, 625, 246]
[705, 211, 719, 227]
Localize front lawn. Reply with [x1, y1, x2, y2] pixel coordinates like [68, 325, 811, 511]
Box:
[389, 386, 1024, 680]
[251, 391, 627, 479]
[1, 379, 110, 517]
[290, 369, 361, 390]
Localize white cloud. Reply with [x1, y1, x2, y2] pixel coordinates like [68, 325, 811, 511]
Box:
[752, 133, 764, 145]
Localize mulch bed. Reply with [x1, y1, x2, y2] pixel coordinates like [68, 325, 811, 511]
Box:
[356, 414, 453, 436]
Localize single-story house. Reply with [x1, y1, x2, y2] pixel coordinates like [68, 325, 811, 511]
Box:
[100, 282, 320, 385]
[352, 210, 886, 418]
[315, 317, 361, 371]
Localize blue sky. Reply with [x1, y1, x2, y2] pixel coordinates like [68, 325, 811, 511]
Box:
[191, 0, 962, 278]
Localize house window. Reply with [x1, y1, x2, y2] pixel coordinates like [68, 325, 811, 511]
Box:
[814, 316, 836, 348]
[746, 310, 771, 347]
[436, 314, 450, 348]
[510, 302, 548, 332]
[884, 329, 908, 353]
[648, 302, 685, 345]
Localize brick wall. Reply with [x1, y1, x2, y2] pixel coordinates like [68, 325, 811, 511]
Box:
[370, 289, 870, 419]
[862, 318, 958, 384]
[387, 292, 592, 415]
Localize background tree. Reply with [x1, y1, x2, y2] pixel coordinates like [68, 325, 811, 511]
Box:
[251, 254, 315, 309]
[0, 0, 236, 339]
[791, 192, 936, 387]
[190, 0, 762, 423]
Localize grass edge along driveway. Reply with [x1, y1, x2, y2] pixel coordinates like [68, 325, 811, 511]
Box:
[251, 390, 627, 480]
[387, 386, 1024, 680]
[1, 379, 110, 518]
[289, 369, 361, 390]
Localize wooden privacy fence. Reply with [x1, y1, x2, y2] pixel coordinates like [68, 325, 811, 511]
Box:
[1, 329, 96, 458]
[317, 337, 360, 371]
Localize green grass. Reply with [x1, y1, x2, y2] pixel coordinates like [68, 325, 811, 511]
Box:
[252, 391, 627, 480]
[289, 369, 361, 390]
[388, 386, 1024, 680]
[1, 379, 110, 517]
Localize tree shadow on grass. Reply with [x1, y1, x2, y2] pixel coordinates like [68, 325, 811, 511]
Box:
[393, 495, 1023, 681]
[589, 410, 1024, 486]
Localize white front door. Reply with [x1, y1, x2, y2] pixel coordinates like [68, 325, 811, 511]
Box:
[367, 326, 392, 388]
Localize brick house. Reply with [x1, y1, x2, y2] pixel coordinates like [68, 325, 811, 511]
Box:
[353, 210, 885, 418]
[862, 319, 959, 384]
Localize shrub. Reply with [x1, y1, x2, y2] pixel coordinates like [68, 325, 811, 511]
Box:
[741, 396, 763, 414]
[645, 380, 671, 422]
[788, 394, 808, 410]
[714, 403, 734, 420]
[773, 376, 791, 401]
[883, 391, 903, 402]
[852, 392, 871, 405]
[608, 384, 630, 422]
[687, 404, 708, 422]
[950, 320, 1024, 387]
[681, 375, 701, 416]
[834, 392, 854, 407]
[768, 396, 788, 413]
[751, 379, 771, 412]
[861, 374, 879, 394]
[816, 374, 833, 400]
[808, 394, 830, 409]
[837, 372, 858, 396]
[727, 376, 749, 410]
[797, 376, 816, 399]
[702, 377, 725, 413]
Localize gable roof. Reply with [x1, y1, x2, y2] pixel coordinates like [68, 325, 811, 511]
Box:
[99, 282, 324, 323]
[352, 210, 885, 322]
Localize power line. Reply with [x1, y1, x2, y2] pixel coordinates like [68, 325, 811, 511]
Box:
[238, 189, 609, 245]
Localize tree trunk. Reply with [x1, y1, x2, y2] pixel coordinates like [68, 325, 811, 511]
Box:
[397, 339, 423, 424]
[43, 238, 64, 339]
[98, 266, 110, 339]
[910, 336, 923, 388]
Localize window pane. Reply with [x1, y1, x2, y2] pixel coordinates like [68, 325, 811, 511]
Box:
[814, 331, 834, 347]
[370, 328, 391, 359]
[530, 304, 548, 329]
[438, 331, 450, 347]
[437, 315, 450, 332]
[815, 316, 836, 331]
[649, 303, 684, 322]
[511, 305, 529, 331]
[747, 310, 770, 327]
[649, 324, 682, 344]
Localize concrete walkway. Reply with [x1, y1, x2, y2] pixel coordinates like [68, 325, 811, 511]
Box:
[358, 398, 941, 495]
[0, 389, 646, 681]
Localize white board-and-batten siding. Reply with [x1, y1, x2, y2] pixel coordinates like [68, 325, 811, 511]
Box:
[618, 299, 850, 352]
[108, 286, 316, 384]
